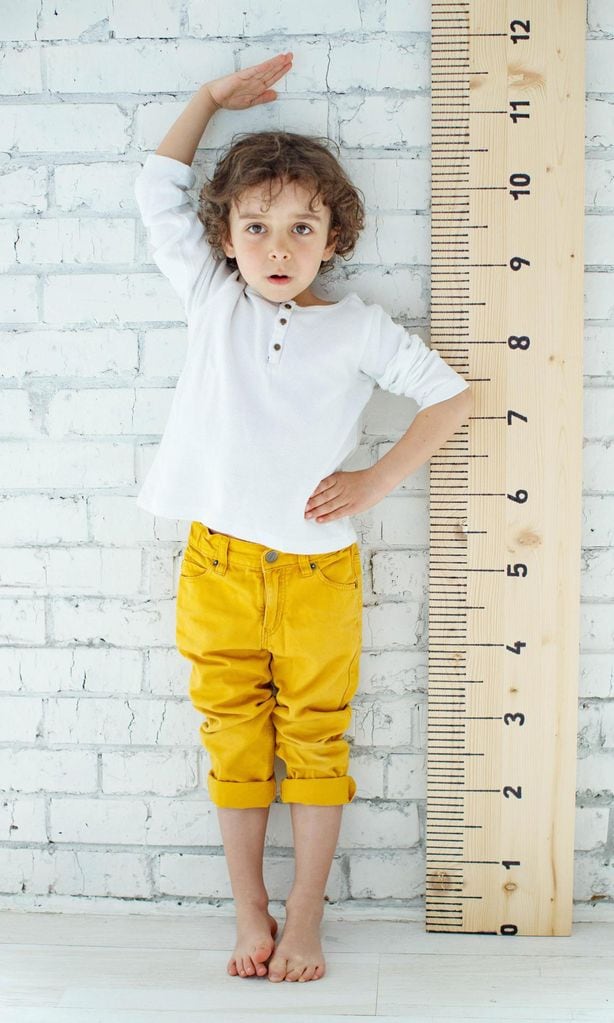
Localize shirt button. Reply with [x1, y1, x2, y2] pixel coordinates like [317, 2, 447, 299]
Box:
[265, 550, 278, 562]
[279, 317, 287, 325]
[273, 343, 281, 350]
[284, 303, 292, 309]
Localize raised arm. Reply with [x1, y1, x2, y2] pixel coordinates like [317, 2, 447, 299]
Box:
[154, 52, 294, 167]
[135, 54, 294, 313]
[154, 86, 219, 167]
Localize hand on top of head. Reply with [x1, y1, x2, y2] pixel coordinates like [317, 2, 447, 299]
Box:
[204, 52, 294, 112]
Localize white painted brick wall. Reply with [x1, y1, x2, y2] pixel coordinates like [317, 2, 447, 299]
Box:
[0, 0, 612, 918]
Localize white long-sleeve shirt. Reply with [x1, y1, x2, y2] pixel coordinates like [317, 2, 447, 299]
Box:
[134, 153, 470, 554]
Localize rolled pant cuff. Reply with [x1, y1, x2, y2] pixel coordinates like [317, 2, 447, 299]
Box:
[207, 772, 277, 808]
[280, 775, 357, 805]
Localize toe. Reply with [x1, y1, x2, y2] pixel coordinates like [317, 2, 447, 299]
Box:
[253, 953, 268, 974]
[285, 963, 304, 982]
[252, 941, 273, 976]
[267, 956, 286, 982]
[299, 965, 316, 981]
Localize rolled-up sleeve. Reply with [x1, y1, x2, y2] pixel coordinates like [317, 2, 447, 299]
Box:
[134, 153, 233, 314]
[358, 303, 470, 411]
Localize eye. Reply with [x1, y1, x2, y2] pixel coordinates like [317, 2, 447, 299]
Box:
[244, 223, 313, 235]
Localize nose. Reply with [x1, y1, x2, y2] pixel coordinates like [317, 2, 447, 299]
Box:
[266, 230, 293, 261]
[268, 245, 291, 261]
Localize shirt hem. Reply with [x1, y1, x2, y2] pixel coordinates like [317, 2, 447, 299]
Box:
[136, 496, 358, 554]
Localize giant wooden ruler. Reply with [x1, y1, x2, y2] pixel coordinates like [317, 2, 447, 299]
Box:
[426, 0, 585, 935]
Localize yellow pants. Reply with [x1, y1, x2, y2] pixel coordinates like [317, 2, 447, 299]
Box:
[175, 521, 363, 809]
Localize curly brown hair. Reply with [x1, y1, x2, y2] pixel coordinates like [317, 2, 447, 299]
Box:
[197, 129, 365, 276]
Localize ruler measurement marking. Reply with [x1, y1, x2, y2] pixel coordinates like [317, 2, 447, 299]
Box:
[429, 0, 581, 940]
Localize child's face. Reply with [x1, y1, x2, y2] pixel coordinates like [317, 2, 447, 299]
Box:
[221, 177, 338, 304]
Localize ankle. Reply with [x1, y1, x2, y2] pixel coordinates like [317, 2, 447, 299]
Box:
[285, 891, 324, 919]
[235, 895, 270, 916]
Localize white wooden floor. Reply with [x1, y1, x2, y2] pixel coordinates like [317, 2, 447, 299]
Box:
[0, 911, 612, 1021]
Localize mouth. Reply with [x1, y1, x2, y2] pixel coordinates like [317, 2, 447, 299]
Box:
[267, 273, 292, 284]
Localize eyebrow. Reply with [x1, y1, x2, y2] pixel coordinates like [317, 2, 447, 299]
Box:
[237, 212, 323, 221]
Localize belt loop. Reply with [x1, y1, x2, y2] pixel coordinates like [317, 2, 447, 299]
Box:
[213, 532, 229, 575]
[298, 553, 314, 576]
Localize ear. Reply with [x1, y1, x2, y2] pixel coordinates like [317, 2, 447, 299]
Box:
[323, 227, 339, 259]
[220, 224, 235, 258]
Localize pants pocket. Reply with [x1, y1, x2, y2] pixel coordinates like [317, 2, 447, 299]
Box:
[312, 545, 360, 591]
[179, 528, 218, 579]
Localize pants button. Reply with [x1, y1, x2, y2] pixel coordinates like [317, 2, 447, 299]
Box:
[265, 550, 278, 562]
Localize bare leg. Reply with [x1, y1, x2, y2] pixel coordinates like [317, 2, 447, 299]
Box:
[217, 805, 278, 978]
[268, 803, 343, 983]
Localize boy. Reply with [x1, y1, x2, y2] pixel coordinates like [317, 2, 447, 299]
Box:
[134, 52, 472, 983]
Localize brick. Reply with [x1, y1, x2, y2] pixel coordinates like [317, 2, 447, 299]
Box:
[2, 104, 129, 153]
[0, 796, 46, 841]
[0, 440, 133, 488]
[583, 439, 614, 490]
[339, 95, 429, 150]
[139, 327, 187, 378]
[0, 328, 138, 379]
[16, 216, 134, 266]
[101, 749, 197, 795]
[0, 645, 142, 694]
[37, 1, 113, 42]
[0, 165, 47, 216]
[0, 545, 142, 594]
[580, 653, 614, 699]
[589, 0, 614, 33]
[0, 495, 87, 544]
[349, 847, 423, 899]
[111, 0, 182, 39]
[328, 38, 428, 92]
[187, 0, 363, 36]
[0, 600, 45, 646]
[0, 696, 43, 741]
[586, 39, 614, 92]
[0, 3, 38, 42]
[50, 597, 176, 647]
[0, 45, 41, 94]
[575, 805, 609, 849]
[0, 391, 36, 435]
[0, 749, 97, 793]
[135, 97, 328, 152]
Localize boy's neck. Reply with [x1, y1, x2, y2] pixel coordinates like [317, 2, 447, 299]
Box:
[292, 287, 335, 308]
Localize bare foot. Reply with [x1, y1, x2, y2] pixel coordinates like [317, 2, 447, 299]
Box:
[227, 905, 278, 978]
[267, 899, 325, 982]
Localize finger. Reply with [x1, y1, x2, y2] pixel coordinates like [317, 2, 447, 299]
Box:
[263, 66, 292, 86]
[315, 479, 339, 499]
[310, 496, 350, 517]
[248, 62, 292, 91]
[239, 66, 290, 96]
[313, 501, 351, 521]
[249, 91, 278, 106]
[307, 491, 331, 507]
[245, 53, 292, 76]
[307, 484, 341, 510]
